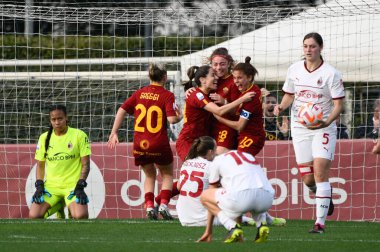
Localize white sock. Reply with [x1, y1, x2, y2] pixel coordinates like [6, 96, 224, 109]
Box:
[217, 211, 237, 230]
[315, 182, 331, 226]
[252, 212, 266, 227]
[242, 215, 254, 224]
[265, 212, 273, 225]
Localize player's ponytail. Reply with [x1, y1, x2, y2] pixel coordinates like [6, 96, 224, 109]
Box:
[44, 104, 67, 158]
[182, 65, 212, 92]
[182, 66, 199, 91]
[233, 56, 258, 83]
[185, 136, 215, 160]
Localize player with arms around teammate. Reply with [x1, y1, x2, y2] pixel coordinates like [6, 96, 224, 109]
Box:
[29, 105, 91, 219]
[274, 32, 345, 233]
[208, 48, 241, 154]
[197, 150, 275, 243]
[108, 63, 182, 220]
[176, 65, 255, 161]
[214, 57, 265, 157]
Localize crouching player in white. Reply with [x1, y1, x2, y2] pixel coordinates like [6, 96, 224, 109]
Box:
[197, 149, 275, 243]
[177, 136, 255, 227]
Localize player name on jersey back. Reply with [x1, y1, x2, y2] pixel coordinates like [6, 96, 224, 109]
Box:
[183, 160, 208, 169]
[139, 92, 160, 101]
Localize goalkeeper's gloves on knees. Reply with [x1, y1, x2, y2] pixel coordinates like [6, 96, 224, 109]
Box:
[31, 179, 51, 204]
[67, 179, 89, 205]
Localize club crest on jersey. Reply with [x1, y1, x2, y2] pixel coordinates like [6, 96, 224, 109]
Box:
[223, 87, 229, 94]
[68, 142, 73, 149]
[317, 77, 323, 85]
[140, 140, 150, 150]
[196, 92, 204, 101]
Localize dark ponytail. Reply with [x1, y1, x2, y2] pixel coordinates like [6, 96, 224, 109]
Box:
[44, 105, 67, 158]
[182, 65, 212, 92]
[233, 56, 258, 82]
[185, 136, 215, 160]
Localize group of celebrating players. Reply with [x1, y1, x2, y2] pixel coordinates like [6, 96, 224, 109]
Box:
[30, 32, 346, 243]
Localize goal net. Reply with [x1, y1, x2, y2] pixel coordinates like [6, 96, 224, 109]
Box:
[0, 0, 379, 220]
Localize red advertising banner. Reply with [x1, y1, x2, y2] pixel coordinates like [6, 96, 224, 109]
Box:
[0, 140, 379, 221]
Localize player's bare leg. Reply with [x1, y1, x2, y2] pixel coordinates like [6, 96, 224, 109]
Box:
[29, 202, 51, 219]
[156, 163, 174, 220]
[68, 201, 88, 219]
[200, 188, 243, 243]
[141, 163, 158, 220]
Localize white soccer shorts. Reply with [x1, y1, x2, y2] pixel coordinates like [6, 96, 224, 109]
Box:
[292, 127, 337, 164]
[215, 188, 274, 219]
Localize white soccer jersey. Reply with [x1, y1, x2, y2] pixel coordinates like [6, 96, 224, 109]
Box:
[176, 156, 211, 226]
[283, 60, 345, 131]
[209, 150, 275, 195]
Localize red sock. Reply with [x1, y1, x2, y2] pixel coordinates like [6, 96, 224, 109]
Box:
[145, 192, 154, 209]
[155, 181, 180, 205]
[172, 181, 180, 197]
[160, 190, 172, 206]
[155, 194, 161, 206]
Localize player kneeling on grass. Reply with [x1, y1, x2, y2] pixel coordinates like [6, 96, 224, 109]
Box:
[197, 150, 275, 243]
[175, 136, 255, 227]
[29, 105, 91, 219]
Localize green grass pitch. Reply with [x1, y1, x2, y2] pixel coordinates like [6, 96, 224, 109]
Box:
[1, 219, 379, 252]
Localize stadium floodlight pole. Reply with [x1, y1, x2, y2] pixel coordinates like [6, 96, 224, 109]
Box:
[24, 0, 33, 37]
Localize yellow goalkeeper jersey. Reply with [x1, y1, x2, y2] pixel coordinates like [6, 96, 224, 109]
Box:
[35, 127, 91, 189]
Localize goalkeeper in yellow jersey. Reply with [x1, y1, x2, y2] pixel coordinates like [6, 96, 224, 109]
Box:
[29, 104, 91, 219]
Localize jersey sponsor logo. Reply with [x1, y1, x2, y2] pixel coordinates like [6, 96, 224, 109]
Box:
[139, 92, 160, 101]
[223, 87, 229, 95]
[317, 77, 323, 85]
[139, 139, 150, 150]
[196, 92, 204, 101]
[296, 89, 322, 102]
[240, 109, 251, 120]
[47, 152, 76, 162]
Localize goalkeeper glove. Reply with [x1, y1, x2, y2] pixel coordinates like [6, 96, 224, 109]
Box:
[31, 179, 51, 204]
[67, 179, 89, 205]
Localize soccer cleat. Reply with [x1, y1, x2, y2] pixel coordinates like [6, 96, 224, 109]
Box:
[254, 224, 269, 243]
[55, 205, 66, 219]
[146, 207, 158, 220]
[158, 204, 173, 220]
[270, 217, 286, 227]
[242, 219, 256, 226]
[224, 224, 244, 243]
[309, 223, 325, 234]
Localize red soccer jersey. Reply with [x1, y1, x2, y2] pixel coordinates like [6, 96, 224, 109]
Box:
[236, 84, 266, 156]
[211, 74, 240, 148]
[215, 74, 241, 106]
[176, 88, 213, 160]
[121, 84, 177, 156]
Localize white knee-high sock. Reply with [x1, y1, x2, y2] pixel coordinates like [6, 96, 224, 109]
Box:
[315, 182, 331, 225]
[217, 211, 237, 230]
[252, 212, 266, 227]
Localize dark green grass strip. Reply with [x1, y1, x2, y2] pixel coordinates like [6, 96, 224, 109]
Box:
[0, 219, 379, 252]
